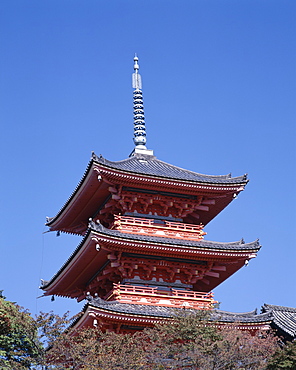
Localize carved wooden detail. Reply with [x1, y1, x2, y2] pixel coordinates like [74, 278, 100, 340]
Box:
[95, 186, 215, 227]
[87, 253, 218, 299]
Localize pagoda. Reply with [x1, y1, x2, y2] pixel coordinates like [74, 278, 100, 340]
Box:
[41, 56, 264, 334]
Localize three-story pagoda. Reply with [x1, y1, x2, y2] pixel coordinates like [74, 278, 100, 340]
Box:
[41, 56, 262, 333]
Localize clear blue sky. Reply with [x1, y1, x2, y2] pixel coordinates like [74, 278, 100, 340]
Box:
[1, 1, 295, 318]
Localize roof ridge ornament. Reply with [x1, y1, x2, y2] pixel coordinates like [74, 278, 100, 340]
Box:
[130, 54, 154, 157]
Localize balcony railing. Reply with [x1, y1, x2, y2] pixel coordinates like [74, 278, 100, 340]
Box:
[112, 215, 206, 241]
[105, 283, 216, 310]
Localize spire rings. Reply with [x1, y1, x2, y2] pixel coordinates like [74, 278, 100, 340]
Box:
[132, 55, 147, 149]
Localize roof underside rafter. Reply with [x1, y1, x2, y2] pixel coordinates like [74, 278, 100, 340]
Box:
[46, 152, 248, 235]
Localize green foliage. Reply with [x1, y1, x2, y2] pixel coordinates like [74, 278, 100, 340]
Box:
[43, 309, 279, 369]
[36, 310, 71, 348]
[266, 340, 296, 370]
[46, 328, 148, 369]
[0, 296, 42, 369]
[155, 309, 219, 342]
[139, 310, 278, 369]
[0, 294, 294, 370]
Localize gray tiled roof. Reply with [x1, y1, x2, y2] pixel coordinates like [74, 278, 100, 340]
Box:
[86, 295, 175, 318]
[91, 221, 261, 252]
[86, 297, 296, 337]
[41, 222, 259, 291]
[262, 304, 296, 338]
[211, 309, 272, 323]
[46, 152, 248, 229]
[93, 152, 248, 185]
[85, 295, 272, 324]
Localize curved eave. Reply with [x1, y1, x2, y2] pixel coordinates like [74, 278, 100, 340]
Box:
[41, 224, 260, 298]
[71, 300, 273, 332]
[94, 158, 248, 194]
[90, 222, 261, 257]
[46, 159, 110, 234]
[93, 153, 248, 186]
[46, 152, 248, 234]
[41, 229, 105, 297]
[46, 158, 95, 231]
[262, 304, 296, 338]
[72, 304, 168, 331]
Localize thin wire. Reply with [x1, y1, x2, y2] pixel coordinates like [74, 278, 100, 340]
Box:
[35, 227, 46, 315]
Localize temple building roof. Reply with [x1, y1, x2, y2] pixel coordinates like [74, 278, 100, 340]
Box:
[85, 295, 272, 323]
[41, 221, 260, 299]
[90, 221, 260, 252]
[46, 151, 249, 234]
[73, 296, 296, 339]
[262, 304, 296, 339]
[92, 152, 248, 185]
